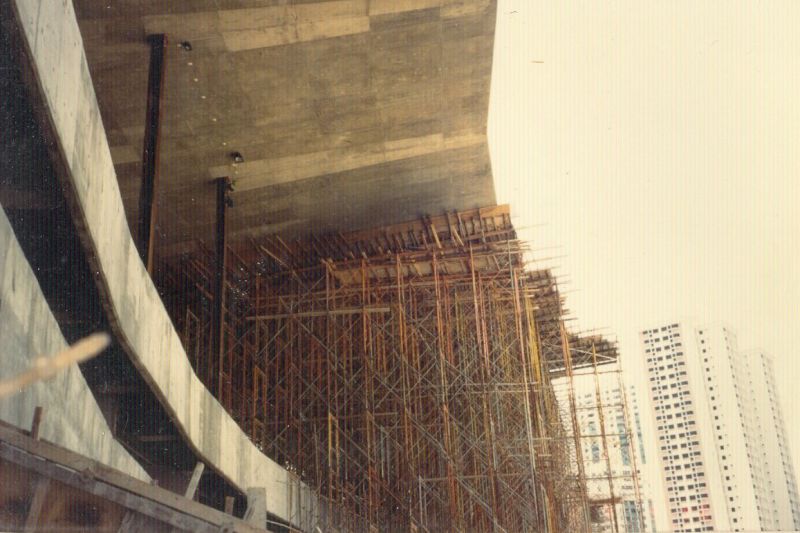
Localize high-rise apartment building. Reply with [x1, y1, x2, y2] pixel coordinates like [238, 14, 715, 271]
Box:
[641, 323, 800, 532]
[556, 370, 658, 532]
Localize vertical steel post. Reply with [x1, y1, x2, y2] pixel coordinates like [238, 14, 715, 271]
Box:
[137, 34, 167, 273]
[212, 177, 230, 397]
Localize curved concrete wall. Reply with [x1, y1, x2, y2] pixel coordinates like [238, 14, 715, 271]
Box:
[9, 1, 315, 527]
[0, 207, 149, 482]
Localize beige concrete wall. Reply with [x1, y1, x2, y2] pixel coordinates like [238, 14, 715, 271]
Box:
[8, 1, 315, 527]
[0, 207, 149, 482]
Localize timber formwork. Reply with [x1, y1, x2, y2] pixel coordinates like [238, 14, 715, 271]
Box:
[156, 205, 636, 532]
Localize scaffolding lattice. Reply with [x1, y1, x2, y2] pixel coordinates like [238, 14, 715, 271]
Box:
[156, 205, 642, 532]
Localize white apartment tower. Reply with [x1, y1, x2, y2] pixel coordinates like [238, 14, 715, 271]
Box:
[641, 323, 800, 532]
[556, 370, 658, 532]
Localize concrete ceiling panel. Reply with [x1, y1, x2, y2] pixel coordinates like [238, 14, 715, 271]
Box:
[73, 0, 498, 253]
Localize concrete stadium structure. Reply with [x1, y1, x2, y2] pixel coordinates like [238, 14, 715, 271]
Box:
[0, 2, 635, 531]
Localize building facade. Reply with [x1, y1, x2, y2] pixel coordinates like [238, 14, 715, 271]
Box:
[642, 323, 800, 532]
[557, 369, 658, 532]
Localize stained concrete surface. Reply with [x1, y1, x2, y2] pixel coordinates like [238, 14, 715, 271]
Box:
[6, 0, 315, 527]
[0, 206, 149, 482]
[72, 0, 498, 255]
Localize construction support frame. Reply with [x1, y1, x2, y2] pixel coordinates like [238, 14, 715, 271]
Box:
[154, 205, 643, 532]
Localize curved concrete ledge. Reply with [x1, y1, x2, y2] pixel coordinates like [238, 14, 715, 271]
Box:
[0, 208, 149, 482]
[9, 1, 315, 527]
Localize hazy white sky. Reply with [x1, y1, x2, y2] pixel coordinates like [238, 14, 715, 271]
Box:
[488, 0, 800, 507]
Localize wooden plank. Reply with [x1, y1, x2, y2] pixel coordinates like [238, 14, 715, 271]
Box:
[0, 443, 219, 533]
[30, 406, 43, 440]
[184, 462, 206, 500]
[23, 477, 50, 531]
[117, 511, 136, 532]
[427, 217, 442, 249]
[0, 425, 259, 531]
[118, 511, 164, 532]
